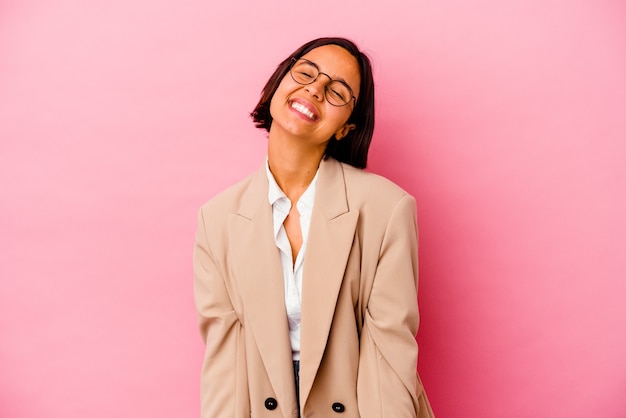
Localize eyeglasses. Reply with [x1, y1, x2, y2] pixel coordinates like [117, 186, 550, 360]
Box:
[289, 58, 357, 107]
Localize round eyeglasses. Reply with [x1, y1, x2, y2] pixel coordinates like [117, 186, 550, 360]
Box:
[289, 58, 357, 107]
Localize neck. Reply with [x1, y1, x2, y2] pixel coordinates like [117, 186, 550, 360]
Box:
[267, 133, 325, 200]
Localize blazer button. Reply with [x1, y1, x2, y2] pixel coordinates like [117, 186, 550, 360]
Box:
[331, 402, 345, 413]
[264, 397, 278, 410]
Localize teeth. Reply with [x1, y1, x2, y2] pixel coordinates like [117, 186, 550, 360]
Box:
[291, 102, 315, 120]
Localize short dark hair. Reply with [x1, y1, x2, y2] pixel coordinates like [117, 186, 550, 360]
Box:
[250, 37, 375, 169]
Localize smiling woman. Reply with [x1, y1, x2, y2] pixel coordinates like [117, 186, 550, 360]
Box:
[251, 38, 375, 169]
[193, 37, 435, 418]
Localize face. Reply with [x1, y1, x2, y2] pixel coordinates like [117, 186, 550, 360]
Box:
[268, 44, 361, 147]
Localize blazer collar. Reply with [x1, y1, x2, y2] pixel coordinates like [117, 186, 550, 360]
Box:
[228, 164, 297, 412]
[237, 157, 350, 217]
[299, 158, 359, 406]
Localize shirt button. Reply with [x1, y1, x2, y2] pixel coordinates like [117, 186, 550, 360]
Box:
[264, 397, 278, 410]
[331, 402, 345, 413]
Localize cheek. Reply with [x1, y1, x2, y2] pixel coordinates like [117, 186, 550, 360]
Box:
[331, 110, 352, 128]
[273, 76, 294, 99]
[268, 93, 281, 121]
[269, 80, 290, 114]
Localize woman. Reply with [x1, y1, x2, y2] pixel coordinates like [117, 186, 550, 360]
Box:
[194, 37, 434, 417]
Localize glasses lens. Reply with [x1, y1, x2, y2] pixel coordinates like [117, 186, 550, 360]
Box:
[325, 81, 352, 106]
[291, 61, 318, 85]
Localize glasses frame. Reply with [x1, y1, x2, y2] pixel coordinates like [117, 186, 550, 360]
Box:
[289, 58, 357, 107]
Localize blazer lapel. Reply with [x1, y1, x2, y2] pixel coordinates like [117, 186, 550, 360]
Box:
[228, 164, 296, 408]
[299, 158, 359, 406]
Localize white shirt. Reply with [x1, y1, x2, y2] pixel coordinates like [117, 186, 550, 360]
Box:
[266, 160, 318, 361]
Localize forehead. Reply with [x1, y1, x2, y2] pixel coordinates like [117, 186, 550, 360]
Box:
[301, 45, 361, 93]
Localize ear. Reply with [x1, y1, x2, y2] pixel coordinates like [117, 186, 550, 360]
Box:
[334, 123, 356, 140]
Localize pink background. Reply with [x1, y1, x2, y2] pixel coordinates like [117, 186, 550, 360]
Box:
[1, 0, 625, 417]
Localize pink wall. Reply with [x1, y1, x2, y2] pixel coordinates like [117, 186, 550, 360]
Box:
[1, 1, 625, 417]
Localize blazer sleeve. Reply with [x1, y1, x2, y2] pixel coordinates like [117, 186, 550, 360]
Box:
[193, 209, 248, 417]
[357, 194, 421, 417]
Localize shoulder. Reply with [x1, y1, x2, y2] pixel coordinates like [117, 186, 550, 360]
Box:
[198, 172, 256, 219]
[340, 162, 414, 210]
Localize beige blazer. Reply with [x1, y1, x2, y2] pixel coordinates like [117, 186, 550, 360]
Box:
[194, 157, 434, 418]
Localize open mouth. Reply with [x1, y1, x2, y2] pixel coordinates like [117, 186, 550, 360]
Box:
[290, 100, 318, 121]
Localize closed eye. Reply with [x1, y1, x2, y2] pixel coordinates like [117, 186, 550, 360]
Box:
[329, 88, 345, 101]
[298, 71, 314, 79]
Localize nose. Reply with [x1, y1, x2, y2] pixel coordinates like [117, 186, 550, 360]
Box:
[305, 73, 331, 102]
